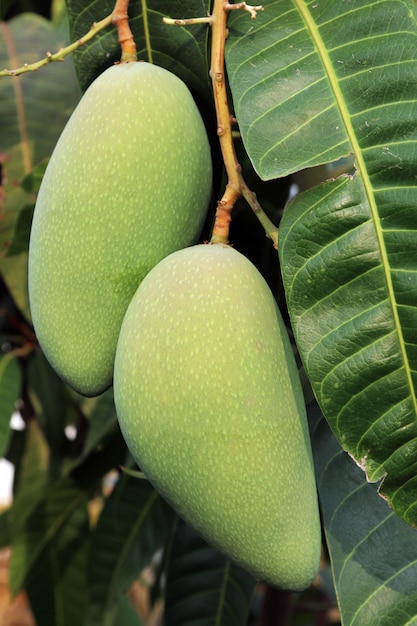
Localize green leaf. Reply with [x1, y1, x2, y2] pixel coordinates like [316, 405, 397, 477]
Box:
[165, 520, 255, 626]
[9, 420, 50, 592]
[87, 474, 170, 626]
[311, 405, 417, 626]
[6, 160, 48, 256]
[279, 170, 417, 525]
[275, 2, 417, 527]
[20, 159, 49, 193]
[226, 0, 416, 179]
[0, 353, 21, 458]
[5, 204, 34, 257]
[10, 473, 94, 595]
[0, 13, 80, 318]
[66, 0, 213, 108]
[7, 413, 116, 597]
[25, 502, 90, 626]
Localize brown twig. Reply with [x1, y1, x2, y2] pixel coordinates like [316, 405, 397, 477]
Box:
[164, 2, 278, 247]
[209, 0, 241, 243]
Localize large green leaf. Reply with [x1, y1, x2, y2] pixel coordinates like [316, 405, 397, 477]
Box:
[226, 0, 416, 180]
[165, 520, 255, 626]
[279, 172, 417, 526]
[87, 474, 171, 626]
[267, 1, 417, 527]
[311, 404, 417, 626]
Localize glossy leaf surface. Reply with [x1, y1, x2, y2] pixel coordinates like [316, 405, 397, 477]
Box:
[274, 0, 417, 527]
[226, 0, 416, 179]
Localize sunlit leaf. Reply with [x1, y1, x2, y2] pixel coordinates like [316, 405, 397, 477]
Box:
[226, 0, 416, 180]
[275, 1, 417, 527]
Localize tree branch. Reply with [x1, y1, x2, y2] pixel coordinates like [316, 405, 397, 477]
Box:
[0, 14, 113, 77]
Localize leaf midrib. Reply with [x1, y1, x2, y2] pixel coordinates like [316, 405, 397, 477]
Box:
[294, 0, 417, 422]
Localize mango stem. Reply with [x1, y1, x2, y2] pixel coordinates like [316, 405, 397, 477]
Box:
[112, 0, 137, 62]
[208, 0, 279, 246]
[166, 1, 276, 245]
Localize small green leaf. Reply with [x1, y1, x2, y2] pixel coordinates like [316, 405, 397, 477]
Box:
[0, 353, 21, 458]
[6, 204, 34, 256]
[20, 159, 49, 194]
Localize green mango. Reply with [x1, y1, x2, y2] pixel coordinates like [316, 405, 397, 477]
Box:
[28, 62, 212, 397]
[114, 243, 321, 590]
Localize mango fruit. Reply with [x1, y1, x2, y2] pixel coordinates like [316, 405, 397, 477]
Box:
[28, 61, 212, 397]
[113, 243, 321, 590]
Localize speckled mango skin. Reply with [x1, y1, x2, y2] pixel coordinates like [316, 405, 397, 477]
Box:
[114, 244, 321, 590]
[28, 62, 212, 397]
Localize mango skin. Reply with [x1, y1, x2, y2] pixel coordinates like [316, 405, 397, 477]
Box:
[28, 62, 212, 397]
[114, 244, 321, 590]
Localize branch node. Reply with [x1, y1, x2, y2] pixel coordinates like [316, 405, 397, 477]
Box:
[224, 2, 264, 18]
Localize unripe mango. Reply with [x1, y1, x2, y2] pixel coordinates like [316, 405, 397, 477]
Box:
[28, 62, 212, 396]
[114, 243, 321, 590]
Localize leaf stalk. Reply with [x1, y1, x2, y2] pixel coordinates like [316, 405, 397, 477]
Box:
[164, 1, 277, 247]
